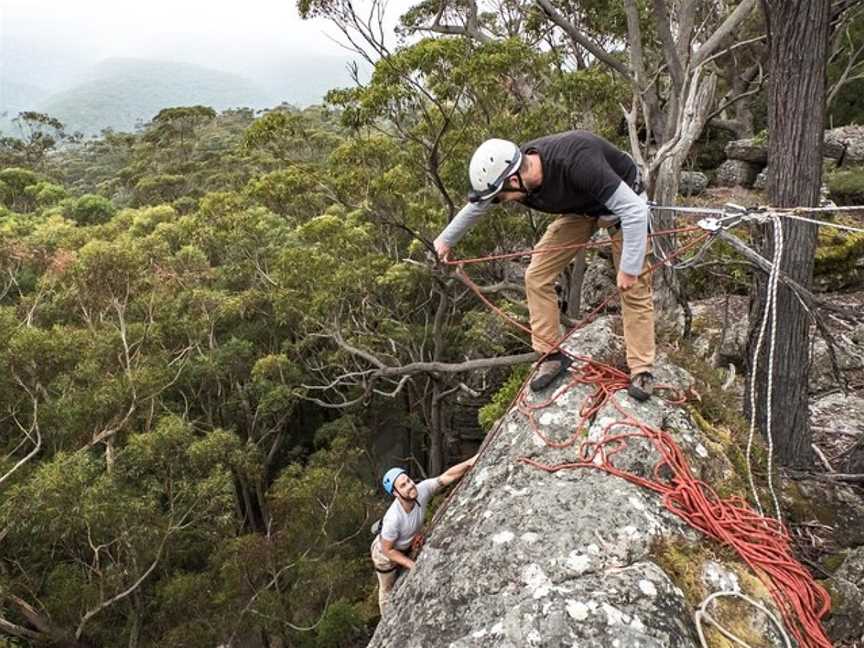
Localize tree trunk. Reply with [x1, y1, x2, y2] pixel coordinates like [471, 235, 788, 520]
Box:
[651, 160, 687, 325]
[429, 380, 444, 476]
[564, 250, 587, 319]
[746, 0, 830, 468]
[647, 70, 718, 332]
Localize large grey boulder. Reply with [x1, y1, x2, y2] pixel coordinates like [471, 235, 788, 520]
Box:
[715, 159, 762, 188]
[824, 125, 864, 164]
[753, 168, 768, 191]
[725, 138, 768, 164]
[809, 335, 864, 393]
[825, 546, 864, 644]
[369, 318, 792, 648]
[679, 171, 708, 197]
[580, 256, 617, 313]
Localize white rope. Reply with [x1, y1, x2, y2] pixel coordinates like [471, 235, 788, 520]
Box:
[746, 215, 783, 521]
[772, 211, 864, 233]
[695, 590, 793, 648]
[650, 204, 730, 216]
[775, 204, 864, 213]
[764, 215, 783, 523]
[648, 202, 864, 234]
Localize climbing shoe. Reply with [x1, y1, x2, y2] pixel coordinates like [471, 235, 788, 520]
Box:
[529, 352, 572, 392]
[627, 372, 654, 402]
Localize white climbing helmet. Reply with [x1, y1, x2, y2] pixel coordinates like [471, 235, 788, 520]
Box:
[468, 138, 523, 202]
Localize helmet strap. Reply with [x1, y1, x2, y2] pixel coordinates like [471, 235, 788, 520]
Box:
[514, 170, 531, 194]
[394, 484, 417, 506]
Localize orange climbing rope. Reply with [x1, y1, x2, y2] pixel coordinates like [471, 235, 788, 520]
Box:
[435, 225, 832, 648]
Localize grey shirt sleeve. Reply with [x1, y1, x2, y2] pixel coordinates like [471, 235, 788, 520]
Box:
[436, 199, 493, 247]
[416, 478, 442, 507]
[604, 181, 649, 276]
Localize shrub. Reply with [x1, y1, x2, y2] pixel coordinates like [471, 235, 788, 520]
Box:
[314, 600, 367, 648]
[26, 181, 67, 208]
[68, 194, 116, 225]
[478, 364, 532, 432]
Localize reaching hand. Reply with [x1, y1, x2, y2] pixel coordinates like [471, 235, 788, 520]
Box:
[617, 270, 638, 291]
[434, 238, 452, 263]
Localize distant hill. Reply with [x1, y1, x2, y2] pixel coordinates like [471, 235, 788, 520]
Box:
[0, 80, 51, 134]
[0, 55, 360, 138]
[34, 58, 277, 136]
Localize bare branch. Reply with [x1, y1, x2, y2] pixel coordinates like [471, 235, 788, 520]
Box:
[652, 0, 685, 92]
[376, 352, 538, 377]
[75, 525, 175, 639]
[692, 0, 760, 67]
[0, 613, 44, 641]
[0, 388, 41, 488]
[535, 0, 631, 78]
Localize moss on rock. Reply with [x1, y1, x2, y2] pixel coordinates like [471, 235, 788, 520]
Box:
[651, 538, 777, 647]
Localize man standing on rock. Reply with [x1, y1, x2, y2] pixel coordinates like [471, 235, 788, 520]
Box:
[434, 130, 655, 399]
[371, 454, 477, 615]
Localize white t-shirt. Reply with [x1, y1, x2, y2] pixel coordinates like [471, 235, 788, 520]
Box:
[380, 478, 441, 550]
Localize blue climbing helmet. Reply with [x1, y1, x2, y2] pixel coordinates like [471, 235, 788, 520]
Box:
[382, 467, 407, 496]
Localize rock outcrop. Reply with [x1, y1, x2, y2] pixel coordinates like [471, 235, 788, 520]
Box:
[369, 318, 797, 648]
[716, 127, 864, 189]
[679, 171, 708, 197]
[715, 159, 762, 188]
[825, 546, 864, 644]
[824, 125, 864, 165]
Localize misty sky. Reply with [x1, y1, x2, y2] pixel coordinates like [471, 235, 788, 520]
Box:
[0, 0, 370, 93]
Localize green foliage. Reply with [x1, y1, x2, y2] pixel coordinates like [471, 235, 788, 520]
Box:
[814, 213, 864, 282]
[25, 180, 67, 208]
[314, 600, 367, 647]
[135, 174, 188, 206]
[0, 167, 39, 211]
[67, 193, 116, 225]
[479, 364, 532, 431]
[827, 10, 864, 126]
[244, 108, 341, 165]
[0, 5, 768, 643]
[0, 179, 10, 208]
[0, 111, 69, 168]
[245, 166, 327, 218]
[826, 166, 864, 205]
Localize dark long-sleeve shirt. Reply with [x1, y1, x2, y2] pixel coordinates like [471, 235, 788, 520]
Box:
[437, 131, 649, 275]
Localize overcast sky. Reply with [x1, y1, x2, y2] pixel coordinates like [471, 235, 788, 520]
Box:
[0, 0, 368, 91]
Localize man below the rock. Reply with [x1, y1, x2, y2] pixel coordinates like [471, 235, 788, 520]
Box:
[434, 130, 655, 400]
[371, 454, 477, 615]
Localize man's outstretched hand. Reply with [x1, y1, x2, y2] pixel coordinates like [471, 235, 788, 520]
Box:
[433, 238, 452, 263]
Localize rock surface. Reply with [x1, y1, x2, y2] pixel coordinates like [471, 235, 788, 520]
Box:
[809, 335, 864, 394]
[753, 168, 768, 191]
[725, 138, 768, 164]
[715, 159, 762, 188]
[824, 125, 864, 164]
[368, 318, 790, 648]
[679, 171, 708, 197]
[825, 546, 864, 644]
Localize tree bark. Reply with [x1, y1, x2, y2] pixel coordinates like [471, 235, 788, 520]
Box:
[564, 249, 587, 319]
[746, 0, 831, 468]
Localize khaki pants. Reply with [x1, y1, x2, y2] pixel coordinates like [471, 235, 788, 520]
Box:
[524, 216, 655, 376]
[371, 537, 413, 616]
